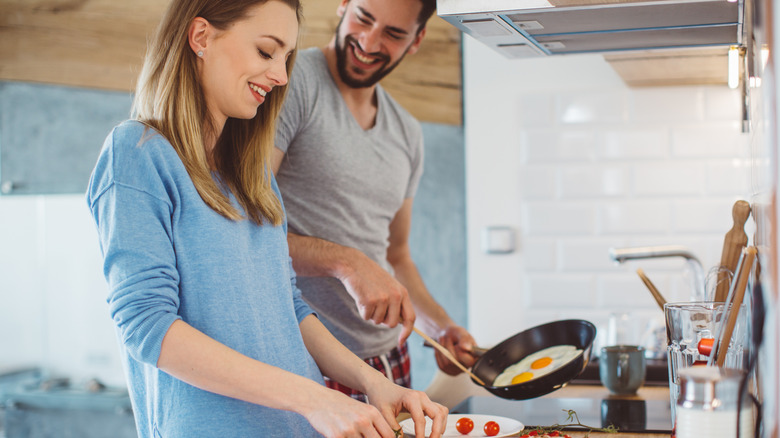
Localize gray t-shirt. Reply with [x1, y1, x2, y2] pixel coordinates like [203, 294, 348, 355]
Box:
[275, 48, 424, 358]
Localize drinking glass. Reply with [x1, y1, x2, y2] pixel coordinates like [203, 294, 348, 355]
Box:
[664, 301, 748, 425]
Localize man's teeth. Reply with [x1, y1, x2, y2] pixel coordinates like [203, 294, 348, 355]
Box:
[249, 83, 267, 96]
[354, 50, 375, 64]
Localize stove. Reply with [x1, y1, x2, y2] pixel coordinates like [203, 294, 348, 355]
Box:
[451, 395, 673, 434]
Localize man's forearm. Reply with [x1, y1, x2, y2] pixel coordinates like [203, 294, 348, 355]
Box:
[287, 232, 358, 280]
[391, 256, 454, 336]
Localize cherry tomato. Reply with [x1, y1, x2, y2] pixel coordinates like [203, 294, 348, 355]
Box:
[455, 417, 474, 434]
[549, 432, 560, 437]
[484, 421, 500, 436]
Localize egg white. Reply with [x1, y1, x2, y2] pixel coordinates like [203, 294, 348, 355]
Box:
[492, 345, 582, 387]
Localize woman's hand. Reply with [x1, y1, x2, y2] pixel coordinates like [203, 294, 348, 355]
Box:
[302, 386, 399, 438]
[365, 377, 448, 438]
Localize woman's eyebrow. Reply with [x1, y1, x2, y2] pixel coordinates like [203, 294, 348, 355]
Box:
[260, 34, 292, 50]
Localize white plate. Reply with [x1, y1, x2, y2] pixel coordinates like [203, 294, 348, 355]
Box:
[399, 414, 524, 437]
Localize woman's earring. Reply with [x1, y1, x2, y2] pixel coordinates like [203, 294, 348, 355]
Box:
[197, 50, 204, 57]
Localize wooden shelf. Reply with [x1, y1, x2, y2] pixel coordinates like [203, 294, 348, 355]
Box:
[0, 0, 462, 125]
[604, 47, 729, 87]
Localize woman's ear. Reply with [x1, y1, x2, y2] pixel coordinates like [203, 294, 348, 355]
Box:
[188, 17, 210, 57]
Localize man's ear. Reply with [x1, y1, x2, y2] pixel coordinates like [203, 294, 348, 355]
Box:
[188, 17, 210, 57]
[336, 0, 350, 18]
[407, 26, 427, 55]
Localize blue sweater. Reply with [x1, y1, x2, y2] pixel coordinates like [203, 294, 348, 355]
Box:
[86, 120, 324, 437]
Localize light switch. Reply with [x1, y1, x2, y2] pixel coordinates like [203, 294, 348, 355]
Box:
[481, 226, 516, 254]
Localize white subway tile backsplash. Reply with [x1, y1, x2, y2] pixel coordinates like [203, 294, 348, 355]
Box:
[525, 274, 596, 308]
[597, 274, 668, 309]
[633, 163, 706, 196]
[673, 198, 740, 233]
[523, 129, 597, 163]
[557, 91, 628, 124]
[600, 128, 670, 160]
[706, 160, 752, 195]
[516, 94, 555, 127]
[671, 124, 748, 158]
[521, 239, 558, 271]
[630, 87, 705, 122]
[520, 166, 558, 199]
[559, 165, 627, 198]
[600, 201, 672, 234]
[560, 239, 627, 272]
[523, 201, 597, 235]
[703, 87, 743, 121]
[466, 41, 752, 345]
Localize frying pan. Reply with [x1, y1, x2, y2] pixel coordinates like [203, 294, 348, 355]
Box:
[469, 319, 597, 400]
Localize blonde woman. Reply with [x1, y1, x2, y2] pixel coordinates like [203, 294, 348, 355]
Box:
[86, 0, 447, 436]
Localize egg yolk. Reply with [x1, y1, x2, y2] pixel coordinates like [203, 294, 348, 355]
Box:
[531, 356, 553, 369]
[511, 372, 534, 384]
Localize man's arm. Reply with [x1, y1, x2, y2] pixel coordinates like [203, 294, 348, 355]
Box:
[387, 198, 478, 375]
[271, 148, 416, 344]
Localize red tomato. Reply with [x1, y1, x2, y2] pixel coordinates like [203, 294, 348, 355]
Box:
[455, 417, 474, 434]
[529, 432, 539, 436]
[549, 432, 560, 437]
[484, 421, 500, 436]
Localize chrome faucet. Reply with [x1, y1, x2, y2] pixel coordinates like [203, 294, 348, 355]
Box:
[609, 245, 706, 301]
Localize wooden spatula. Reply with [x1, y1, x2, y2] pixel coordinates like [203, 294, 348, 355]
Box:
[714, 200, 751, 302]
[412, 327, 487, 386]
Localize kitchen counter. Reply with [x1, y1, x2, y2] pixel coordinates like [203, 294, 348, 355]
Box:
[449, 384, 672, 437]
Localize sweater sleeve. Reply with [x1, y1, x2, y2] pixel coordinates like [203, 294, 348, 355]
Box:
[87, 128, 182, 366]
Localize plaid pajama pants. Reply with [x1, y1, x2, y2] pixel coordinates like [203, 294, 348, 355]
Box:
[324, 342, 411, 403]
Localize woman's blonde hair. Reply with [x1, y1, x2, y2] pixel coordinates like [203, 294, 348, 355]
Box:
[132, 0, 302, 226]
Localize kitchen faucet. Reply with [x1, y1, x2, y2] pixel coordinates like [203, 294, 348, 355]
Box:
[609, 245, 706, 301]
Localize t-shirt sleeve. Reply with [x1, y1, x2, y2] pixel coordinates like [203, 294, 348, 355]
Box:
[86, 128, 182, 367]
[405, 131, 425, 199]
[275, 64, 309, 154]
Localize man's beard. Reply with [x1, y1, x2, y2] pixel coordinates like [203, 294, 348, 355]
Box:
[333, 18, 411, 88]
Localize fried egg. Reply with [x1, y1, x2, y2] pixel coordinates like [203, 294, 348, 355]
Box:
[492, 345, 582, 387]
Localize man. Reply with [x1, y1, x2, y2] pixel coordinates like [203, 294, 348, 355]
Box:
[271, 0, 477, 400]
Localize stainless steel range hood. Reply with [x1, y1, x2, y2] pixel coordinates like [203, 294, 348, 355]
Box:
[437, 0, 743, 58]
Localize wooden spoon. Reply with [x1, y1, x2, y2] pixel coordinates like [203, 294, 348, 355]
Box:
[412, 327, 487, 386]
[715, 246, 757, 367]
[636, 268, 666, 311]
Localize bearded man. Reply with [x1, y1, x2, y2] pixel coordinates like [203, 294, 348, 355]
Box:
[271, 0, 477, 401]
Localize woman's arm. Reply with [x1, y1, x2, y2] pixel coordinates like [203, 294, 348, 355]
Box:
[298, 315, 448, 438]
[156, 318, 405, 437]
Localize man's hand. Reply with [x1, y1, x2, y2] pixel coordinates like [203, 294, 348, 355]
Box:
[338, 250, 416, 345]
[434, 325, 478, 376]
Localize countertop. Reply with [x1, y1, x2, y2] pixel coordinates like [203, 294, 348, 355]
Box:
[537, 385, 671, 437]
[449, 385, 672, 437]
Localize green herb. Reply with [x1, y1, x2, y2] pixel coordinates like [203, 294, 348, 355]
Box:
[393, 427, 403, 438]
[520, 409, 618, 437]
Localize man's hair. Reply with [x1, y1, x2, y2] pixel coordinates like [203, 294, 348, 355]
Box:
[416, 0, 436, 30]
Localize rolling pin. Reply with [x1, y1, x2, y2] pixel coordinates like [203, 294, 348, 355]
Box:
[714, 200, 751, 302]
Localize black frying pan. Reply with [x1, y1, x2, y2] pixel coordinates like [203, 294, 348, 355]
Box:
[470, 319, 597, 400]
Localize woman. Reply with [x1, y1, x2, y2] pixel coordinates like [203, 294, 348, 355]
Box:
[85, 0, 447, 436]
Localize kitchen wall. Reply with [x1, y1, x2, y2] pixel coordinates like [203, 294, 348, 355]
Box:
[461, 36, 753, 351]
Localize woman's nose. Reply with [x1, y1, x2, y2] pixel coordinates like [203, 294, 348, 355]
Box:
[268, 59, 289, 86]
